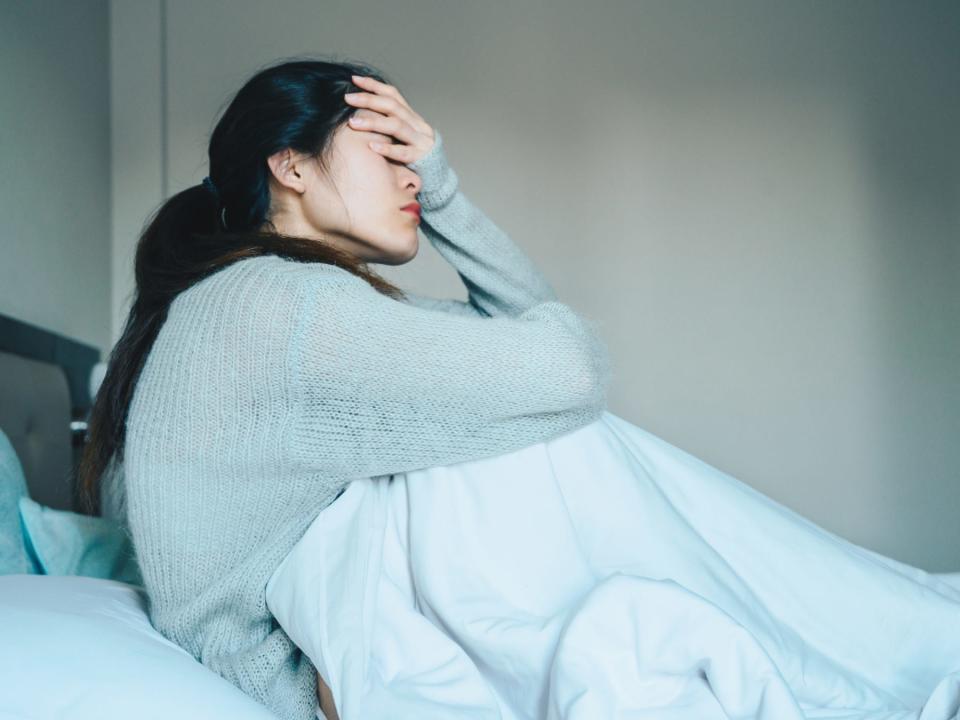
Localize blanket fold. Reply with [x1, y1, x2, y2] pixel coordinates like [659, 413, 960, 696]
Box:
[266, 411, 960, 720]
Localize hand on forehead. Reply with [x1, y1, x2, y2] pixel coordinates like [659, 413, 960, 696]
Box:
[351, 108, 381, 122]
[348, 109, 393, 144]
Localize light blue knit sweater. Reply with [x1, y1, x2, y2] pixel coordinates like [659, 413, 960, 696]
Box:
[123, 129, 612, 720]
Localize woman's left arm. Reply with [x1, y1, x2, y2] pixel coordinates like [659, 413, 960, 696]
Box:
[345, 76, 560, 319]
[401, 129, 560, 318]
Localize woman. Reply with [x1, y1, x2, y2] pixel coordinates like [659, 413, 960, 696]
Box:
[78, 57, 611, 720]
[82, 57, 960, 720]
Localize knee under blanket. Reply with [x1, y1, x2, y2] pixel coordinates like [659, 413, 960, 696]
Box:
[266, 411, 960, 720]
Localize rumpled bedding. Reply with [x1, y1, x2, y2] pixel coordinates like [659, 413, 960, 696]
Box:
[266, 411, 960, 720]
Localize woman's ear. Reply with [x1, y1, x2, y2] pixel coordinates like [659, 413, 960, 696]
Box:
[266, 147, 307, 195]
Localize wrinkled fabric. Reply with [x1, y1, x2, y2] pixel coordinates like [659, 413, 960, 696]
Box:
[267, 411, 960, 720]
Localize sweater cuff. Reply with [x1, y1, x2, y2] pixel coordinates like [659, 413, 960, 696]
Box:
[406, 129, 459, 211]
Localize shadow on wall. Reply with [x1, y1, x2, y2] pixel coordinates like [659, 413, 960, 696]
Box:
[857, 34, 960, 571]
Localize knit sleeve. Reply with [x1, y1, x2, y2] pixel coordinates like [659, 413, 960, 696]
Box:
[400, 290, 485, 317]
[286, 270, 611, 480]
[400, 129, 560, 318]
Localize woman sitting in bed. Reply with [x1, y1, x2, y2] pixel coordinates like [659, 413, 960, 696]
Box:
[77, 57, 960, 720]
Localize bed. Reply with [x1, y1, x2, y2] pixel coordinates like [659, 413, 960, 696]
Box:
[0, 312, 282, 719]
[2, 311, 958, 719]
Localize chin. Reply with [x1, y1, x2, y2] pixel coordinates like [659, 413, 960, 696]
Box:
[394, 235, 420, 265]
[376, 238, 419, 266]
[403, 237, 420, 263]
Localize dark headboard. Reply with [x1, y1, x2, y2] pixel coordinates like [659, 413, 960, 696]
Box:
[0, 312, 101, 514]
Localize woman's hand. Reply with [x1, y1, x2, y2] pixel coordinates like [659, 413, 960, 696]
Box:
[344, 75, 436, 165]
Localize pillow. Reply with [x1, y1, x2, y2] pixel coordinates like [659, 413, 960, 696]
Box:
[0, 574, 281, 720]
[0, 427, 35, 575]
[940, 572, 960, 592]
[18, 496, 143, 586]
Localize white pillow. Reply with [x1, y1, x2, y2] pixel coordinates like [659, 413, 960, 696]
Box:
[939, 572, 960, 591]
[0, 575, 280, 720]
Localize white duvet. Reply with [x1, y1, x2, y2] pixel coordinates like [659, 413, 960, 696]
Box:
[266, 411, 960, 720]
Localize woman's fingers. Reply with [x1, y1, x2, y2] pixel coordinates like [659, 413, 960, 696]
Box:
[351, 75, 414, 113]
[348, 112, 419, 146]
[347, 106, 431, 161]
[344, 90, 423, 133]
[345, 75, 435, 140]
[365, 138, 423, 163]
[344, 74, 438, 163]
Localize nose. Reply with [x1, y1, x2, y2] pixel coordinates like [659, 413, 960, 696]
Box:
[403, 167, 422, 195]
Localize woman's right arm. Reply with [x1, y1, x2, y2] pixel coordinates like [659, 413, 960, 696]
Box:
[287, 268, 611, 481]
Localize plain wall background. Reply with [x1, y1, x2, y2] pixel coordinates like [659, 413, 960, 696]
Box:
[3, 0, 957, 571]
[0, 0, 112, 351]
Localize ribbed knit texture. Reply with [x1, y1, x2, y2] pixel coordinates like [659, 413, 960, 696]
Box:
[123, 129, 612, 720]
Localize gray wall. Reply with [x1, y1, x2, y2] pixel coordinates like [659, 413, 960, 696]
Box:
[9, 0, 960, 571]
[0, 0, 112, 352]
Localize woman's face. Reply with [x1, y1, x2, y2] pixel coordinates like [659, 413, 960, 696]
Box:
[263, 108, 423, 265]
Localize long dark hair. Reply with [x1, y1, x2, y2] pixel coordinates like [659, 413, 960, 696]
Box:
[77, 56, 411, 515]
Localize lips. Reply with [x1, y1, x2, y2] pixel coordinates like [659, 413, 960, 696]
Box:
[401, 202, 421, 219]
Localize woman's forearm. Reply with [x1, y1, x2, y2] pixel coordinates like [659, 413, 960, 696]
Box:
[407, 130, 560, 317]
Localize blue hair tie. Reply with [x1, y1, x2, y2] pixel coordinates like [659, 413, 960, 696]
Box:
[201, 176, 228, 229]
[202, 175, 220, 200]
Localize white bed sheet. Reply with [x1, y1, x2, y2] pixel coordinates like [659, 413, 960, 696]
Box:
[268, 410, 960, 720]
